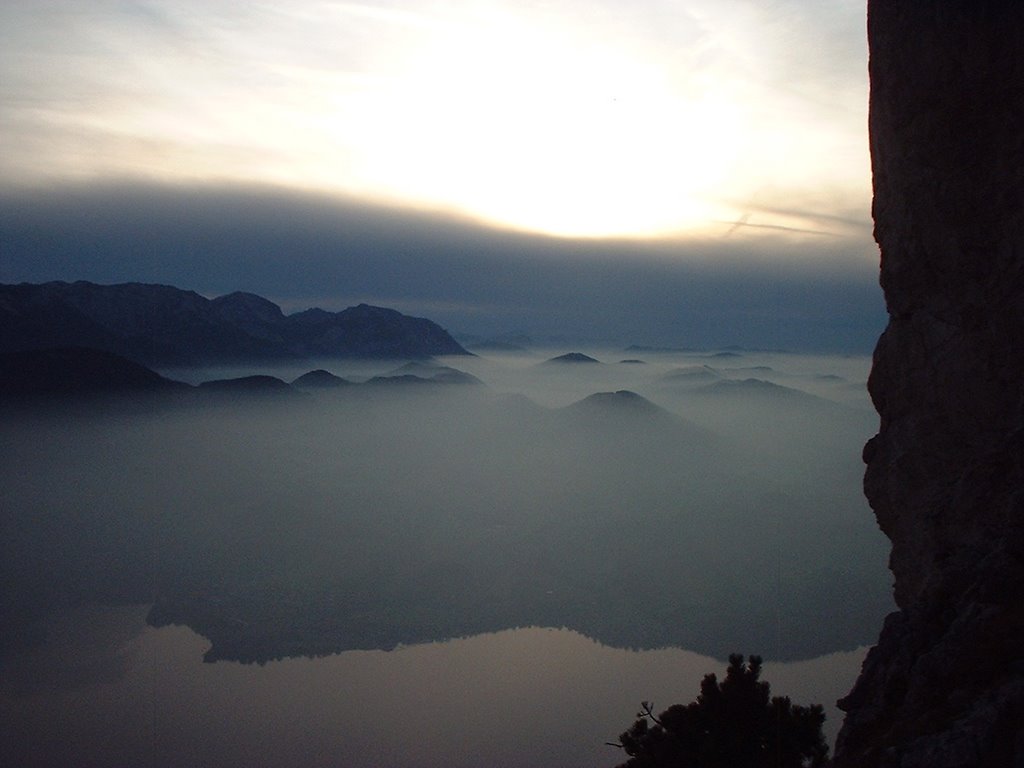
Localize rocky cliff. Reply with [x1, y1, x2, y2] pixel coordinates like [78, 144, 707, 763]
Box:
[834, 2, 1024, 766]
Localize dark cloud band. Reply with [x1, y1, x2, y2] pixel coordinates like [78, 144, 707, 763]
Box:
[0, 181, 883, 351]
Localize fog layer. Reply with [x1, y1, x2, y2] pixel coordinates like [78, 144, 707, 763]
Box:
[0, 349, 890, 662]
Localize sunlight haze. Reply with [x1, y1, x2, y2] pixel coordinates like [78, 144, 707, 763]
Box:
[0, 0, 869, 239]
[0, 5, 893, 764]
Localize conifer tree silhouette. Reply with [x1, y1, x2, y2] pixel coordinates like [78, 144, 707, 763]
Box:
[609, 654, 828, 768]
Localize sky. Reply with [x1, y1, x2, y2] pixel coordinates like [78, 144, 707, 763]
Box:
[0, 0, 881, 351]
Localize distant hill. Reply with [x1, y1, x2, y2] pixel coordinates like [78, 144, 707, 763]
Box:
[0, 281, 470, 365]
[562, 389, 665, 417]
[0, 344, 491, 405]
[291, 369, 350, 389]
[557, 389, 709, 445]
[542, 352, 601, 365]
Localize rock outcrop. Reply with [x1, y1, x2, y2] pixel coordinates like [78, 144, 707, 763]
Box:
[834, 3, 1024, 766]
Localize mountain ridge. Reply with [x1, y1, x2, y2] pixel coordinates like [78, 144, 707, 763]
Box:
[0, 281, 470, 365]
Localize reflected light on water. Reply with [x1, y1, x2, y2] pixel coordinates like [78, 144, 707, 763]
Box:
[1, 606, 866, 768]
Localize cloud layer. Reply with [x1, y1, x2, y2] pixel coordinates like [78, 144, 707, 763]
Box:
[0, 181, 883, 351]
[0, 0, 870, 238]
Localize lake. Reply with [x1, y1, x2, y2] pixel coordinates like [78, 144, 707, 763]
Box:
[1, 349, 888, 765]
[1, 605, 867, 768]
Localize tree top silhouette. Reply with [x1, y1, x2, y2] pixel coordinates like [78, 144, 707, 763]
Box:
[609, 654, 828, 768]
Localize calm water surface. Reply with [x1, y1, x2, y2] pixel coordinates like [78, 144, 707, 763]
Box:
[1, 606, 866, 768]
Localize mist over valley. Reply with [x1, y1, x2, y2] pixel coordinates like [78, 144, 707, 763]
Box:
[1, 346, 889, 667]
[0, 284, 890, 767]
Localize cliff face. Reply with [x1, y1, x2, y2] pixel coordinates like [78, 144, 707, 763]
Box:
[834, 3, 1024, 766]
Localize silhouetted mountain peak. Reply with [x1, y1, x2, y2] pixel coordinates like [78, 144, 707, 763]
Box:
[557, 389, 708, 445]
[212, 291, 285, 323]
[291, 369, 350, 388]
[0, 281, 470, 364]
[564, 389, 664, 416]
[543, 352, 601, 365]
[339, 304, 408, 325]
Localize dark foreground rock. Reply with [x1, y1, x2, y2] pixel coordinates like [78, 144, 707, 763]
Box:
[834, 3, 1024, 766]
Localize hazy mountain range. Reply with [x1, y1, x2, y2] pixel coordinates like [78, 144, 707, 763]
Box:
[0, 281, 469, 366]
[0, 346, 486, 402]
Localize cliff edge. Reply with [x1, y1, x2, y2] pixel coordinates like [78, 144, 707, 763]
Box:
[834, 3, 1024, 766]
